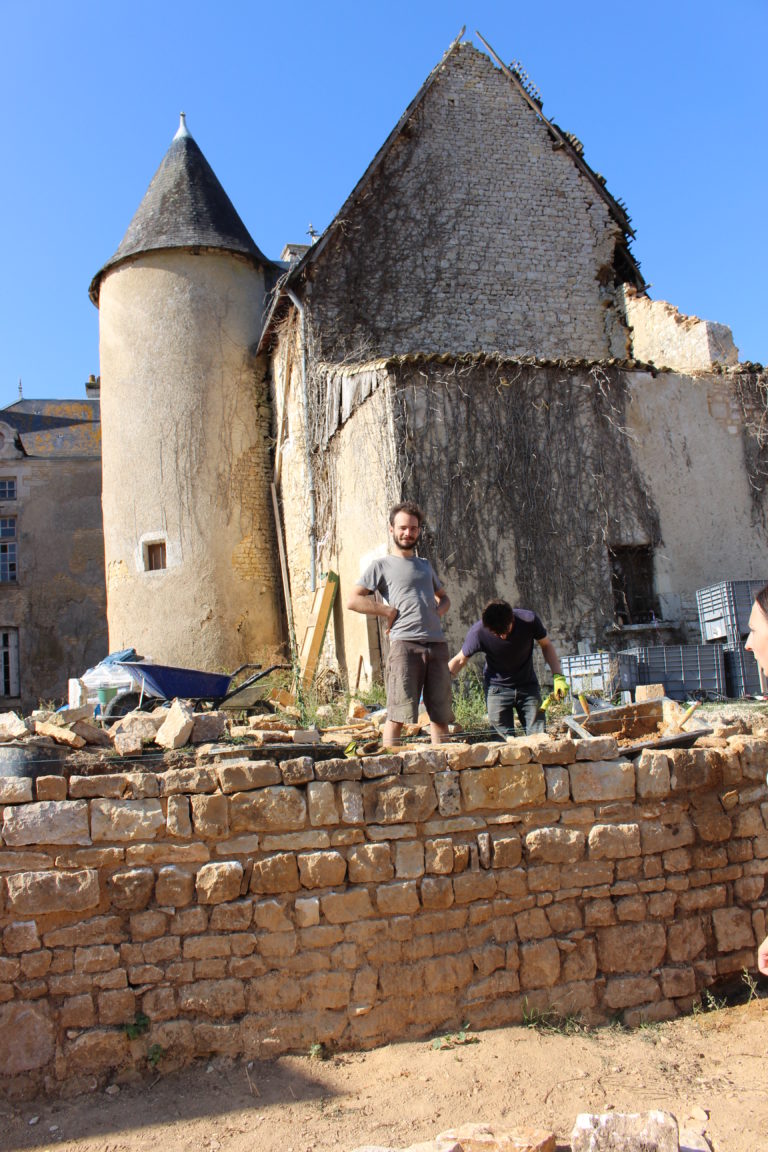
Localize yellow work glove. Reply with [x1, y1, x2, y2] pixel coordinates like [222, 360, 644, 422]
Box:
[552, 674, 569, 701]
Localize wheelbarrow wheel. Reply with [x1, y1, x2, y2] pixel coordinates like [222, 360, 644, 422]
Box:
[103, 691, 147, 719]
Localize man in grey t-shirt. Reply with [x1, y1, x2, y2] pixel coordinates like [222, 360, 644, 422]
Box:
[347, 502, 453, 746]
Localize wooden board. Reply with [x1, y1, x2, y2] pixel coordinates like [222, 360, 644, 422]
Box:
[298, 572, 339, 689]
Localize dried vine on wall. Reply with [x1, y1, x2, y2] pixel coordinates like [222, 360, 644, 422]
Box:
[734, 370, 768, 527]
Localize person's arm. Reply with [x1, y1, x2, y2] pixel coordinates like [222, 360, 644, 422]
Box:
[435, 585, 450, 618]
[758, 934, 768, 976]
[346, 585, 398, 632]
[538, 637, 563, 676]
[448, 649, 469, 676]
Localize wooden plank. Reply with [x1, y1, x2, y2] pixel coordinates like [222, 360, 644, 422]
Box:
[299, 572, 339, 689]
[271, 483, 295, 649]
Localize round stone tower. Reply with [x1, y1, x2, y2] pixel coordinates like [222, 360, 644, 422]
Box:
[90, 115, 283, 670]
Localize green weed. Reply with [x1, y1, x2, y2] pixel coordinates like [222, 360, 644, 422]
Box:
[452, 668, 487, 730]
[123, 1012, 150, 1040]
[147, 1043, 164, 1069]
[431, 1023, 479, 1050]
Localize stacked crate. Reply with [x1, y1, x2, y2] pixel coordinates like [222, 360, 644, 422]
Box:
[695, 580, 766, 697]
[624, 644, 727, 702]
[561, 652, 639, 699]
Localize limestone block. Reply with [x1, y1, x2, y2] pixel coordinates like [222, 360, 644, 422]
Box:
[376, 880, 420, 914]
[491, 834, 522, 869]
[253, 899, 293, 932]
[195, 861, 244, 904]
[711, 906, 755, 952]
[307, 781, 340, 826]
[289, 729, 321, 744]
[668, 747, 725, 792]
[6, 867, 99, 915]
[363, 775, 438, 824]
[0, 711, 29, 740]
[636, 750, 671, 799]
[155, 700, 195, 750]
[230, 787, 307, 832]
[519, 939, 560, 989]
[640, 817, 695, 854]
[189, 711, 228, 744]
[191, 793, 230, 838]
[690, 802, 732, 843]
[154, 866, 193, 907]
[421, 876, 454, 909]
[527, 736, 576, 765]
[66, 1027, 130, 1074]
[127, 842, 209, 865]
[71, 720, 113, 747]
[453, 871, 496, 903]
[434, 770, 461, 816]
[298, 850, 347, 888]
[426, 837, 454, 874]
[110, 711, 164, 740]
[347, 843, 394, 883]
[106, 867, 155, 910]
[159, 767, 217, 795]
[561, 938, 596, 983]
[215, 834, 260, 855]
[340, 780, 364, 824]
[209, 899, 253, 931]
[34, 719, 86, 748]
[60, 993, 96, 1029]
[295, 896, 320, 927]
[0, 1002, 54, 1075]
[2, 800, 90, 845]
[603, 975, 661, 1009]
[249, 729, 294, 746]
[98, 988, 136, 1025]
[321, 890, 375, 923]
[545, 767, 569, 802]
[571, 1111, 678, 1152]
[166, 795, 192, 839]
[573, 735, 619, 761]
[460, 763, 546, 811]
[313, 757, 363, 782]
[250, 852, 299, 893]
[216, 759, 281, 793]
[35, 775, 67, 801]
[176, 977, 245, 1017]
[596, 923, 666, 973]
[361, 754, 402, 779]
[569, 759, 635, 803]
[588, 823, 641, 860]
[497, 741, 534, 765]
[423, 953, 474, 993]
[261, 831, 330, 851]
[525, 827, 585, 864]
[433, 1123, 556, 1152]
[91, 799, 165, 842]
[3, 920, 40, 953]
[395, 840, 425, 878]
[113, 731, 144, 757]
[43, 913, 124, 948]
[280, 756, 315, 785]
[0, 776, 33, 803]
[728, 734, 768, 781]
[401, 748, 446, 774]
[659, 965, 696, 997]
[69, 774, 138, 799]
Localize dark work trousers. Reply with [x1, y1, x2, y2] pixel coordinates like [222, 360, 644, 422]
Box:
[486, 682, 545, 738]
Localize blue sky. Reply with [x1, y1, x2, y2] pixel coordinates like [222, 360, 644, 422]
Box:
[1, 1, 765, 408]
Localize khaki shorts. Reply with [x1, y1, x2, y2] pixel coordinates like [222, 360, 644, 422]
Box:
[385, 639, 454, 725]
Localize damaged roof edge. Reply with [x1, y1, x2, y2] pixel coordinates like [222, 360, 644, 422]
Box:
[257, 32, 467, 353]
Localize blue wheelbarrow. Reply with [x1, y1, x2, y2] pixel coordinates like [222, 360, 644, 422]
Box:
[103, 661, 289, 719]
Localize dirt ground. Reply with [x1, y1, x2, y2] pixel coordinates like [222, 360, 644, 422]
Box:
[1, 997, 766, 1152]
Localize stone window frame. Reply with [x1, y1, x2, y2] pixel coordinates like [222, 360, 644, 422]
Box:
[0, 516, 18, 583]
[0, 627, 20, 696]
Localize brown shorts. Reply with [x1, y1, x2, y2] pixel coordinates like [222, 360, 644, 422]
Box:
[385, 639, 454, 725]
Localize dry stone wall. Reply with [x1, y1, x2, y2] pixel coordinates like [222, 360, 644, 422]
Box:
[1, 732, 766, 1097]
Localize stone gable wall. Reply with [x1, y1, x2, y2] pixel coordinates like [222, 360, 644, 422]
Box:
[1, 734, 766, 1097]
[303, 44, 629, 363]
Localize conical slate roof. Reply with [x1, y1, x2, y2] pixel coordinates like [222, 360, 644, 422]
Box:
[90, 115, 272, 304]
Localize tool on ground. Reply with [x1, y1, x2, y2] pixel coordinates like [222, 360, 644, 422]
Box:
[678, 700, 702, 729]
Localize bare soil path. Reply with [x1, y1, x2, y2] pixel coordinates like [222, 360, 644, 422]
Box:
[1, 999, 766, 1152]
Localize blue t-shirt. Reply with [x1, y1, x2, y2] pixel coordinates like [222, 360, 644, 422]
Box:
[461, 609, 546, 688]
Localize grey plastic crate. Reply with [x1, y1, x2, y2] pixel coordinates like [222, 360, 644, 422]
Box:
[696, 580, 766, 645]
[724, 643, 763, 698]
[624, 644, 726, 701]
[561, 652, 639, 698]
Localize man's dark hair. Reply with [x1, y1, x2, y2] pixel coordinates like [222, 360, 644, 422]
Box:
[756, 584, 768, 618]
[389, 501, 423, 527]
[482, 599, 514, 635]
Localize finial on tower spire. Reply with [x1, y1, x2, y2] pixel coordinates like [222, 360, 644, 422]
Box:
[174, 112, 189, 140]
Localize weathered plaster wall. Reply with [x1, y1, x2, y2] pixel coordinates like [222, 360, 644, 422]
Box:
[625, 369, 768, 629]
[99, 250, 282, 671]
[0, 457, 106, 712]
[0, 733, 765, 1096]
[623, 287, 740, 372]
[303, 44, 630, 363]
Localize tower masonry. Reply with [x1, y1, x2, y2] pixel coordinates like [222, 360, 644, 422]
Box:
[90, 115, 283, 670]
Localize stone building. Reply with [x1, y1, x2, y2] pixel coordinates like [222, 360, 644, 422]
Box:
[91, 36, 767, 686]
[0, 394, 106, 711]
